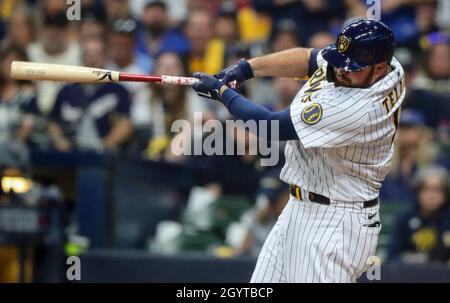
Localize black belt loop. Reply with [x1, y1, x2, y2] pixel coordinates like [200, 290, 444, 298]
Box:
[290, 184, 378, 208]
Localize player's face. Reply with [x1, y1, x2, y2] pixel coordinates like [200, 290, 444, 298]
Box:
[334, 62, 390, 88]
[334, 66, 376, 88]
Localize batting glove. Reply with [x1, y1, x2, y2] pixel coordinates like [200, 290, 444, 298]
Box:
[216, 59, 254, 87]
[192, 73, 225, 101]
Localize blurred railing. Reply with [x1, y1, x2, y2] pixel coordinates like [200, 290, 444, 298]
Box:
[79, 250, 450, 283]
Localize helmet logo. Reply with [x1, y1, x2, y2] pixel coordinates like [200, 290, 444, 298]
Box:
[338, 35, 350, 53]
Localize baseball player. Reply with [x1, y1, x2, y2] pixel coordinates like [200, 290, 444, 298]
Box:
[192, 19, 404, 282]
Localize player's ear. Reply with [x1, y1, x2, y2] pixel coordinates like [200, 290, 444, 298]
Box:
[374, 62, 388, 77]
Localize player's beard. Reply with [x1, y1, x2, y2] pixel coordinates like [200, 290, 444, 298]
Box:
[359, 66, 376, 88]
[335, 66, 376, 88]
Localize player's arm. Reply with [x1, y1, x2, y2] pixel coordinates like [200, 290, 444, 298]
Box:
[249, 48, 313, 78]
[193, 72, 369, 146]
[217, 48, 318, 85]
[192, 73, 298, 141]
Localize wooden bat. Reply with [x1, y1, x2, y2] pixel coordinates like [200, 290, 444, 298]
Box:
[10, 61, 199, 86]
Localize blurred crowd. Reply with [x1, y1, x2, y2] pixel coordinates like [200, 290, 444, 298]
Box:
[0, 0, 450, 281]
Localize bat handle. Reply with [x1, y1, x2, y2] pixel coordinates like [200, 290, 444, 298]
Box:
[119, 73, 199, 86]
[161, 75, 199, 86]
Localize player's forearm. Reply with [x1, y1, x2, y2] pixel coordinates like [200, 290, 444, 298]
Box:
[220, 88, 298, 141]
[248, 48, 312, 78]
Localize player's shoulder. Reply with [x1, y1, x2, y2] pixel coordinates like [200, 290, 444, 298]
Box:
[388, 57, 405, 82]
[303, 48, 328, 79]
[368, 56, 405, 97]
[316, 49, 327, 68]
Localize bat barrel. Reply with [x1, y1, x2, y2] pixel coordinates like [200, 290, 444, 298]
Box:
[10, 61, 199, 85]
[10, 61, 120, 82]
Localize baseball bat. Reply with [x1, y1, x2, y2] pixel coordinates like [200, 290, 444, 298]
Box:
[10, 61, 199, 86]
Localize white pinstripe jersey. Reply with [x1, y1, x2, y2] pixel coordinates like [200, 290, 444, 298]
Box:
[280, 51, 405, 202]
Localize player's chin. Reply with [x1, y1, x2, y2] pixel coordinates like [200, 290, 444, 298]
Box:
[335, 79, 353, 87]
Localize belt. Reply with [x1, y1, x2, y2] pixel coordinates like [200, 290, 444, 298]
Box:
[289, 184, 378, 208]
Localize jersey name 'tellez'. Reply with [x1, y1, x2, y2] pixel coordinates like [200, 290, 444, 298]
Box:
[280, 50, 405, 202]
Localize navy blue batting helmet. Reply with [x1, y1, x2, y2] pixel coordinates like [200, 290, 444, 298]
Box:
[322, 18, 395, 71]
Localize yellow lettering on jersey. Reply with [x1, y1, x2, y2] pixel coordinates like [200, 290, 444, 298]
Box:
[300, 66, 326, 103]
[381, 77, 405, 113]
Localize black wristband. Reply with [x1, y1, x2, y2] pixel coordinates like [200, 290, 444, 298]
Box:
[239, 59, 254, 80]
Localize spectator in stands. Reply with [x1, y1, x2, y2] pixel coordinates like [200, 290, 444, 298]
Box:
[136, 0, 189, 71]
[144, 51, 208, 161]
[193, 123, 284, 203]
[105, 0, 131, 23]
[308, 31, 335, 49]
[251, 0, 344, 46]
[80, 0, 107, 24]
[216, 3, 247, 69]
[27, 11, 81, 114]
[415, 0, 440, 38]
[0, 45, 38, 145]
[379, 0, 425, 49]
[397, 42, 450, 155]
[2, 5, 36, 49]
[106, 17, 152, 131]
[131, 0, 188, 24]
[379, 0, 442, 50]
[271, 77, 303, 110]
[108, 18, 140, 72]
[187, 0, 218, 12]
[80, 15, 106, 41]
[234, 1, 272, 44]
[235, 167, 289, 257]
[216, 3, 240, 46]
[387, 165, 450, 263]
[271, 19, 301, 53]
[380, 109, 436, 204]
[48, 37, 133, 152]
[0, 45, 39, 169]
[415, 32, 450, 95]
[396, 48, 450, 131]
[435, 0, 450, 30]
[185, 9, 222, 74]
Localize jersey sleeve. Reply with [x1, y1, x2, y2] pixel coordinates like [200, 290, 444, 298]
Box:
[300, 48, 327, 80]
[290, 92, 371, 149]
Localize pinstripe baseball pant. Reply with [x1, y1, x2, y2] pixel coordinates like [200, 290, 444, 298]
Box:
[251, 196, 381, 283]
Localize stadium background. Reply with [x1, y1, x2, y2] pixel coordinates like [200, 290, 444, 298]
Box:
[0, 0, 449, 282]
